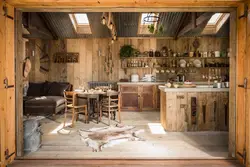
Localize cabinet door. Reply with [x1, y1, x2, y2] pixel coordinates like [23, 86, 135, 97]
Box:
[120, 85, 139, 111]
[120, 93, 139, 111]
[141, 85, 154, 110]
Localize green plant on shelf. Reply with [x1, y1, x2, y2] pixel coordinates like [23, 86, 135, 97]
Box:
[120, 45, 136, 59]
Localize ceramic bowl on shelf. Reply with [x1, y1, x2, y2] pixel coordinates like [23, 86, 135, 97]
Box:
[173, 84, 179, 88]
[165, 82, 172, 88]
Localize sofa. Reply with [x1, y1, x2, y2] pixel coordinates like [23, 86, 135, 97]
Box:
[24, 81, 72, 116]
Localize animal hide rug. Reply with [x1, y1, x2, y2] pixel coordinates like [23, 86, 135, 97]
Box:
[79, 124, 144, 152]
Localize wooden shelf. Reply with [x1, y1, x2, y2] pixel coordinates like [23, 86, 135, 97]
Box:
[123, 56, 229, 60]
[122, 67, 229, 69]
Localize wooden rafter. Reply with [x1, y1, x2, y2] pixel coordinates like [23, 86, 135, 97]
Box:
[177, 12, 214, 37]
[38, 13, 58, 40]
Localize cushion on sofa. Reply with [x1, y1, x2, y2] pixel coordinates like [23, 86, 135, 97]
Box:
[47, 82, 70, 96]
[27, 82, 44, 96]
[25, 96, 65, 107]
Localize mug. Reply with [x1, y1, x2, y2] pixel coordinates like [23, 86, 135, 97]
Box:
[215, 51, 220, 57]
[189, 52, 194, 57]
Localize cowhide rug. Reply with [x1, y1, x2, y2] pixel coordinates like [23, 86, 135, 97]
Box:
[79, 124, 145, 152]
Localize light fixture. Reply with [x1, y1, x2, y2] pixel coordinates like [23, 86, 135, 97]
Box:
[109, 22, 113, 30]
[113, 35, 117, 40]
[111, 38, 114, 44]
[101, 16, 106, 25]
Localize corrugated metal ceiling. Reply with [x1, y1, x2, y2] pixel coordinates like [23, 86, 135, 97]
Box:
[27, 12, 229, 39]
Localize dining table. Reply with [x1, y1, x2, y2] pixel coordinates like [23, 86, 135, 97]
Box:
[74, 89, 117, 123]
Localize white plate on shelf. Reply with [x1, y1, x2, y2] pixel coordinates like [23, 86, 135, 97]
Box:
[184, 81, 192, 85]
[179, 59, 186, 65]
[193, 59, 202, 67]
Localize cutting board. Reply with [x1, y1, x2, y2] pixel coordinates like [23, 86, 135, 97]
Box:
[179, 84, 197, 88]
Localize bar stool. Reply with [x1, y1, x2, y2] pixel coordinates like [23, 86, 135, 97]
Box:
[100, 91, 121, 125]
[63, 91, 88, 127]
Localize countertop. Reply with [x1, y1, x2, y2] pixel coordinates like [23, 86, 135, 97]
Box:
[117, 82, 166, 85]
[158, 85, 229, 92]
[117, 82, 215, 85]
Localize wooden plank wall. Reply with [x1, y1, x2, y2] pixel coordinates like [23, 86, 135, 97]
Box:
[27, 39, 49, 82]
[27, 37, 229, 88]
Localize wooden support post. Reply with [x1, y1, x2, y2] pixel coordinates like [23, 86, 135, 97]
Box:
[228, 9, 237, 159]
[177, 13, 213, 37]
[15, 9, 25, 158]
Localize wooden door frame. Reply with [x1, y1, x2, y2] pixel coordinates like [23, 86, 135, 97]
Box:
[14, 6, 238, 159]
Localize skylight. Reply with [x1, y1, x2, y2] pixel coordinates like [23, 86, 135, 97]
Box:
[69, 13, 92, 34]
[208, 13, 223, 25]
[74, 13, 89, 25]
[140, 13, 159, 25]
[202, 13, 230, 35]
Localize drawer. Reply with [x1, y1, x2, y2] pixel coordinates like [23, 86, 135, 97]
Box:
[120, 85, 138, 93]
[142, 85, 154, 93]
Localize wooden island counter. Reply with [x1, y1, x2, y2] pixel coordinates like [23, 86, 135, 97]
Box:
[159, 86, 229, 132]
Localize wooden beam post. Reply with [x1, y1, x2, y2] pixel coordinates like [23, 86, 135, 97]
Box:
[228, 9, 237, 159]
[15, 9, 25, 158]
[177, 12, 213, 37]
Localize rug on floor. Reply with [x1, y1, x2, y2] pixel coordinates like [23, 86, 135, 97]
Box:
[79, 124, 145, 152]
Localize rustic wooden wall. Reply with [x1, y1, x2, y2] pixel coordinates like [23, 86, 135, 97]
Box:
[27, 39, 49, 82]
[27, 37, 229, 88]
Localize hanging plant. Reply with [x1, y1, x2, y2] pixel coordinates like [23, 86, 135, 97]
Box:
[148, 24, 155, 34]
[120, 45, 135, 58]
[157, 25, 164, 35]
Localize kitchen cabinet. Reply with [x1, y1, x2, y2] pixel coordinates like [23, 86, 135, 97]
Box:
[119, 84, 160, 111]
[120, 85, 140, 111]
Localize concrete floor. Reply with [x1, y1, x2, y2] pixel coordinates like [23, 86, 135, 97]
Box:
[22, 111, 229, 159]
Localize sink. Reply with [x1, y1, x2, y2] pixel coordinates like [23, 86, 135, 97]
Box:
[196, 85, 213, 88]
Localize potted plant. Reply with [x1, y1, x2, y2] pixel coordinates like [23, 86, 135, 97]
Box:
[120, 45, 135, 59]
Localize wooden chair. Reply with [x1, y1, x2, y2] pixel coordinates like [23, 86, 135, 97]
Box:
[63, 91, 88, 127]
[100, 91, 121, 125]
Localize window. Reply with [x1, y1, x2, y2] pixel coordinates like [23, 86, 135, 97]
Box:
[202, 13, 230, 35]
[69, 13, 92, 34]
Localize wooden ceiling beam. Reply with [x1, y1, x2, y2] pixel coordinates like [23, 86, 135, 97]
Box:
[6, 0, 243, 9]
[38, 13, 58, 40]
[177, 12, 214, 37]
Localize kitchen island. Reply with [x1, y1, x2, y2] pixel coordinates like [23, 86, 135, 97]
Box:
[159, 85, 229, 132]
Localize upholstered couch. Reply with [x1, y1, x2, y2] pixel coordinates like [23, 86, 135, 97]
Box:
[23, 81, 72, 116]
